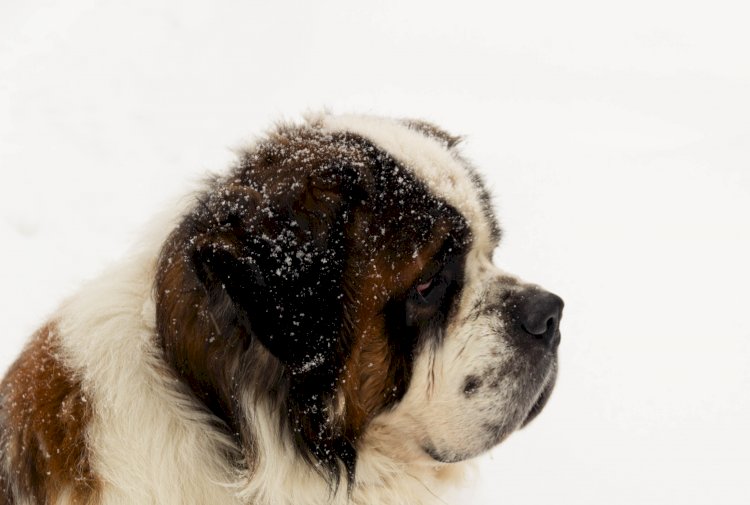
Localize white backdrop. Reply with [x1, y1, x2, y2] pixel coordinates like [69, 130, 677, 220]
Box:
[1, 1, 749, 503]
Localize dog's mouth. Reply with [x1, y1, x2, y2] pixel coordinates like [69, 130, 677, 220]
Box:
[422, 372, 558, 464]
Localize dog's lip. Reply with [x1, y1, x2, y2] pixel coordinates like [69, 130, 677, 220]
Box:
[422, 444, 450, 463]
[521, 374, 556, 427]
[421, 442, 471, 464]
[550, 329, 561, 349]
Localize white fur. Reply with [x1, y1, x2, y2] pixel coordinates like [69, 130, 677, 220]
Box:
[56, 202, 241, 505]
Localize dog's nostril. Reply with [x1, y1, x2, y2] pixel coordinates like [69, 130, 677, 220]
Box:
[516, 290, 563, 347]
[522, 314, 554, 336]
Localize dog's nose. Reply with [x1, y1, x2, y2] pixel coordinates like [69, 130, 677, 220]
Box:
[515, 289, 564, 347]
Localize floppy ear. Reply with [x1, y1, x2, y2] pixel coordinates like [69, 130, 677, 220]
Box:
[191, 159, 370, 374]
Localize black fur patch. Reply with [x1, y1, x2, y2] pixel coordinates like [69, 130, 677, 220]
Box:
[462, 375, 482, 396]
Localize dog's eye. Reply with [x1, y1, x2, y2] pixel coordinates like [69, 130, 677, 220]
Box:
[405, 259, 462, 327]
[413, 273, 447, 304]
[416, 279, 434, 297]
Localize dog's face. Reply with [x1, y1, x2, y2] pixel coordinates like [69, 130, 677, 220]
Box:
[155, 114, 562, 480]
[376, 254, 561, 464]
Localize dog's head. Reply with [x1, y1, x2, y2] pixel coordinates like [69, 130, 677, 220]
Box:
[155, 114, 562, 482]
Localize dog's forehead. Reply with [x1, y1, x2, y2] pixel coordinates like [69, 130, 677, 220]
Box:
[313, 113, 496, 255]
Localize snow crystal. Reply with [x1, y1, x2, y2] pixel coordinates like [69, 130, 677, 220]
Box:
[297, 353, 326, 374]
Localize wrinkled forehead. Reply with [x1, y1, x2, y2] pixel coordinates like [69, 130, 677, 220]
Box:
[314, 114, 498, 256]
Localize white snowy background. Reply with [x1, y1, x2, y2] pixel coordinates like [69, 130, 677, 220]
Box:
[1, 1, 749, 503]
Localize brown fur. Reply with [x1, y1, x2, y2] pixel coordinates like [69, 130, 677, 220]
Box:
[338, 218, 454, 439]
[0, 323, 97, 504]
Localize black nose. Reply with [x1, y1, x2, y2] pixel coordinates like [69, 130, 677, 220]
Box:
[515, 289, 564, 347]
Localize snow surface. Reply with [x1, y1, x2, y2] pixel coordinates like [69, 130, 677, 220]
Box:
[1, 0, 749, 503]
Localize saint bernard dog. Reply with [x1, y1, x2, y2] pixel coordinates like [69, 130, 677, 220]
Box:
[0, 113, 563, 505]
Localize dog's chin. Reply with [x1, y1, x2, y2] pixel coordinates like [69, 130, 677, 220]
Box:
[423, 366, 557, 464]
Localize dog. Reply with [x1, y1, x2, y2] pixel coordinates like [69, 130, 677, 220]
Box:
[0, 113, 563, 505]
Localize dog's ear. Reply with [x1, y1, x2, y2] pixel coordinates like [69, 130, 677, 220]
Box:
[190, 152, 371, 374]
